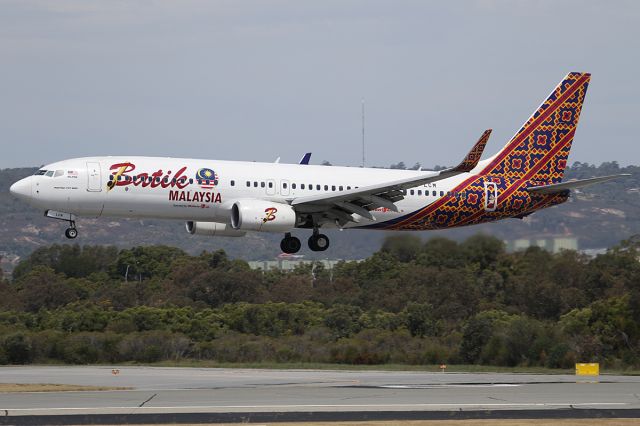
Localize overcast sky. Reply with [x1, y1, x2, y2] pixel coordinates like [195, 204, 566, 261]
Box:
[1, 0, 638, 169]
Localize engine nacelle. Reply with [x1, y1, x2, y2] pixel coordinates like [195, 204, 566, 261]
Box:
[231, 200, 297, 232]
[186, 221, 246, 237]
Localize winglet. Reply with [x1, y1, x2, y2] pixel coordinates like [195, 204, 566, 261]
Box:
[452, 129, 491, 172]
[299, 152, 312, 165]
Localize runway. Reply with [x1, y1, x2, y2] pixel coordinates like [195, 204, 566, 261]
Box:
[0, 366, 639, 424]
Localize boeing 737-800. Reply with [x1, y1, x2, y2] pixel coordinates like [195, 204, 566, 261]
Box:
[9, 72, 629, 253]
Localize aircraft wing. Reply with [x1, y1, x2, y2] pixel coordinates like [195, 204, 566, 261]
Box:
[290, 130, 491, 223]
[527, 174, 631, 195]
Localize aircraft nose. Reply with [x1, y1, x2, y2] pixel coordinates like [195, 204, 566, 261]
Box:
[9, 177, 32, 201]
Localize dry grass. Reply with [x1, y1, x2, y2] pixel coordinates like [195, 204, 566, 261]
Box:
[261, 421, 640, 426]
[0, 383, 130, 393]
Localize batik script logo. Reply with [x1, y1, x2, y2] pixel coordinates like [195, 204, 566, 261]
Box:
[107, 162, 189, 191]
[263, 207, 278, 223]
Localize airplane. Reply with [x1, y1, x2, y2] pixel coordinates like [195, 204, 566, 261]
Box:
[10, 72, 629, 254]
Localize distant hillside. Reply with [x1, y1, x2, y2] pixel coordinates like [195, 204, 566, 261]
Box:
[1, 162, 638, 270]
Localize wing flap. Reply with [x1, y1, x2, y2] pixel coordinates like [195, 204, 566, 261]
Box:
[527, 174, 630, 194]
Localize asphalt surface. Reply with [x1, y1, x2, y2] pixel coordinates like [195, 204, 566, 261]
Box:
[0, 366, 639, 423]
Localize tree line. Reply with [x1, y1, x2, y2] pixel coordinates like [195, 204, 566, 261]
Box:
[0, 235, 639, 368]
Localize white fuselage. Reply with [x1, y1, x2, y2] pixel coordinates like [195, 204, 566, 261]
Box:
[15, 156, 469, 230]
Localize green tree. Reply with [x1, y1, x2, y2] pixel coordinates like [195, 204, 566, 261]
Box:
[404, 303, 439, 337]
[460, 315, 493, 363]
[381, 235, 423, 262]
[2, 332, 33, 364]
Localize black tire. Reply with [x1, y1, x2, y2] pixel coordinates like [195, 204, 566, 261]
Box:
[281, 236, 301, 254]
[65, 228, 78, 239]
[308, 234, 330, 251]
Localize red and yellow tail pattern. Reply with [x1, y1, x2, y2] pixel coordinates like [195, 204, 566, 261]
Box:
[375, 72, 590, 231]
[479, 72, 590, 183]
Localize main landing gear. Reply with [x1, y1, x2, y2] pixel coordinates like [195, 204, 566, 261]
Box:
[308, 232, 329, 252]
[280, 233, 302, 254]
[280, 230, 330, 254]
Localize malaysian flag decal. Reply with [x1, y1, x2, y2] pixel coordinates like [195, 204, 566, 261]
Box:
[196, 168, 218, 189]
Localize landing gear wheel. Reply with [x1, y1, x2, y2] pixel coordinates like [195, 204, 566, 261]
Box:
[280, 234, 301, 254]
[308, 234, 330, 251]
[65, 227, 78, 239]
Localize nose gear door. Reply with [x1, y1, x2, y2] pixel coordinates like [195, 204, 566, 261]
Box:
[86, 162, 102, 192]
[484, 181, 498, 212]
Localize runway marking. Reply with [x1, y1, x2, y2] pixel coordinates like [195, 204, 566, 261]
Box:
[380, 384, 521, 389]
[0, 402, 629, 412]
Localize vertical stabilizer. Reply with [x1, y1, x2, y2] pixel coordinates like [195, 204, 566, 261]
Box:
[479, 72, 591, 183]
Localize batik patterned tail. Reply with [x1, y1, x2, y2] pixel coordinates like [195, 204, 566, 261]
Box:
[480, 72, 590, 183]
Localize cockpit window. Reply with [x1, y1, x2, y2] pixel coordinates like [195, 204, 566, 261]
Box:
[45, 171, 55, 177]
[54, 170, 64, 177]
[35, 170, 47, 176]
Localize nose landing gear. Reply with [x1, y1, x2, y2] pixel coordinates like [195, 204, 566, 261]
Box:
[64, 225, 78, 239]
[45, 210, 78, 239]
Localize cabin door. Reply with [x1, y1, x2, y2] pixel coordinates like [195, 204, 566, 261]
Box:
[86, 162, 102, 192]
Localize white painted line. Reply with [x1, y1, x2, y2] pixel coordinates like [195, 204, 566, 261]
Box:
[1, 402, 629, 412]
[381, 384, 521, 389]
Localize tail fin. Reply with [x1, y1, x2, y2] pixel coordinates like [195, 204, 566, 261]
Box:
[479, 72, 591, 183]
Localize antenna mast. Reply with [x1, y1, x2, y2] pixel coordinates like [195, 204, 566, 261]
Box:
[361, 98, 365, 167]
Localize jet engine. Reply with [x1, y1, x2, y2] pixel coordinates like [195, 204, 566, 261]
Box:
[185, 221, 246, 237]
[231, 200, 297, 232]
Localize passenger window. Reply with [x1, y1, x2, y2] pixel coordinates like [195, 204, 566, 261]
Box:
[418, 190, 422, 195]
[440, 191, 444, 196]
[432, 190, 436, 196]
[292, 183, 296, 189]
[254, 181, 258, 187]
[261, 182, 265, 188]
[283, 183, 288, 189]
[231, 180, 235, 186]
[268, 182, 273, 188]
[246, 181, 250, 187]
[316, 185, 321, 190]
[189, 178, 193, 184]
[324, 185, 328, 191]
[339, 186, 343, 191]
[347, 186, 351, 190]
[410, 190, 414, 195]
[331, 185, 336, 191]
[301, 184, 305, 189]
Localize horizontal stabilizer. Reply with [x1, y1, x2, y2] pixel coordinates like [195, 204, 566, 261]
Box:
[452, 129, 491, 172]
[527, 174, 631, 194]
